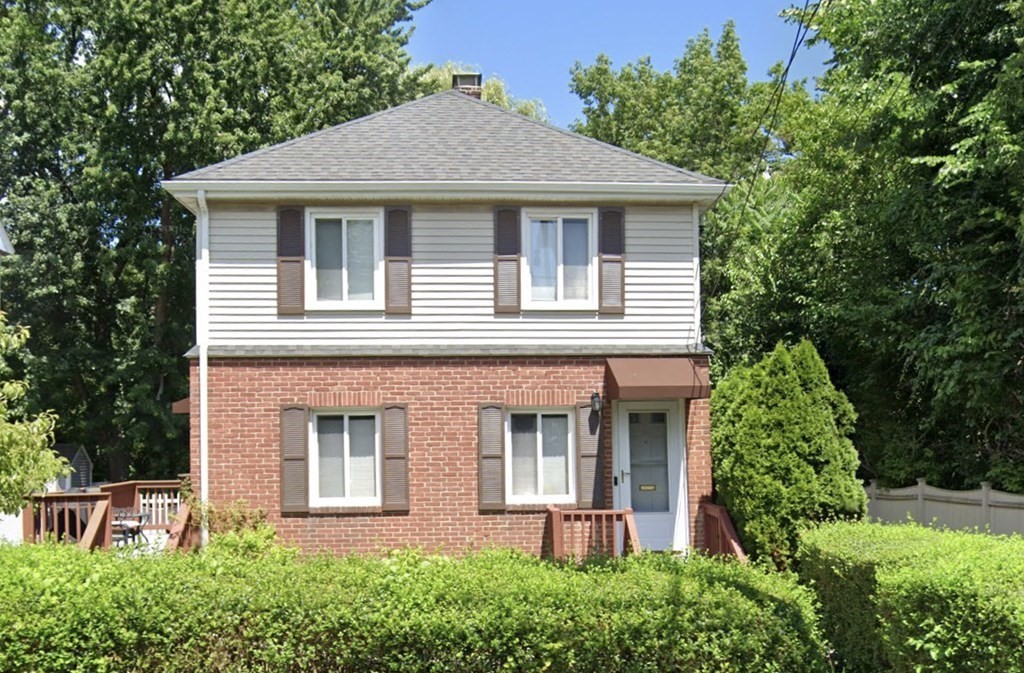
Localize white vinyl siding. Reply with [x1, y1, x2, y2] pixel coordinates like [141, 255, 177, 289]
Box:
[206, 203, 699, 346]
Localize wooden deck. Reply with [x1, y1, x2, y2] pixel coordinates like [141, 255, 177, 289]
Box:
[22, 480, 199, 552]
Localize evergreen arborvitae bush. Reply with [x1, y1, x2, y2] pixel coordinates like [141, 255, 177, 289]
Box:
[711, 340, 866, 568]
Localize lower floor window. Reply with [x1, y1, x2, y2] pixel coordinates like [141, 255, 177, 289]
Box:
[310, 412, 381, 506]
[507, 410, 575, 504]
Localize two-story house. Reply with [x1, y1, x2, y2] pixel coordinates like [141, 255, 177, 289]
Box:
[165, 78, 727, 554]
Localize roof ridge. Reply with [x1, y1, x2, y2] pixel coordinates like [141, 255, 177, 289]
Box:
[451, 90, 725, 184]
[169, 92, 455, 181]
[168, 89, 728, 186]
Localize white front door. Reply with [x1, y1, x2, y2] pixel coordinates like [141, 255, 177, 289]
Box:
[613, 401, 689, 551]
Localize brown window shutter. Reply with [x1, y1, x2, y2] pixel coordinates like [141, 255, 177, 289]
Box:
[277, 206, 305, 315]
[576, 402, 604, 509]
[280, 405, 309, 513]
[478, 403, 506, 511]
[493, 207, 521, 314]
[598, 207, 625, 315]
[381, 404, 410, 512]
[385, 206, 412, 315]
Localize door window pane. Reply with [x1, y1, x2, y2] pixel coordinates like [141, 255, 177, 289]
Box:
[530, 219, 557, 300]
[317, 416, 345, 497]
[348, 415, 376, 497]
[315, 219, 344, 301]
[629, 412, 669, 512]
[346, 219, 374, 301]
[562, 218, 589, 301]
[510, 414, 538, 495]
[541, 414, 569, 495]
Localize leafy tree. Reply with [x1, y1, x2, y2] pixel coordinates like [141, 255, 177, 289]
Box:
[707, 0, 1024, 490]
[0, 313, 64, 515]
[701, 176, 817, 381]
[0, 0, 426, 479]
[419, 61, 547, 120]
[570, 21, 812, 180]
[711, 340, 866, 569]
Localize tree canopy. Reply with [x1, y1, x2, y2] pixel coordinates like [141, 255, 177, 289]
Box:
[570, 20, 812, 181]
[0, 0, 427, 479]
[706, 0, 1024, 490]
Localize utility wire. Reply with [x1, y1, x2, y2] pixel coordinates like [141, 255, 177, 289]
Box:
[730, 0, 827, 220]
[704, 0, 827, 303]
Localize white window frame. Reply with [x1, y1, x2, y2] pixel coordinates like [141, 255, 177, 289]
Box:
[305, 207, 385, 311]
[308, 409, 382, 507]
[504, 407, 577, 505]
[520, 208, 599, 311]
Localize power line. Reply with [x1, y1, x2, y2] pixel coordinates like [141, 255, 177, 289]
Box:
[707, 0, 826, 217]
[704, 0, 826, 304]
[732, 0, 827, 219]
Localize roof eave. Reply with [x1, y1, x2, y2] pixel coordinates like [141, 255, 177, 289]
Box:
[165, 180, 732, 208]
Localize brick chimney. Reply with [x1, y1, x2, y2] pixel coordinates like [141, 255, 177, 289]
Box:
[451, 73, 483, 99]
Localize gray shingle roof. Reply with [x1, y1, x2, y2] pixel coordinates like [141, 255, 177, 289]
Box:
[171, 90, 725, 185]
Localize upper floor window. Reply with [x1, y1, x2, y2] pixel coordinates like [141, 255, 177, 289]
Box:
[521, 209, 597, 310]
[309, 410, 382, 507]
[306, 208, 384, 310]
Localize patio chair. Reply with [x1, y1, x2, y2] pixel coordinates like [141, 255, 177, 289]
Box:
[112, 507, 149, 545]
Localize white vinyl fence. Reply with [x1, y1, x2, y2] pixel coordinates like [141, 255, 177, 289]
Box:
[865, 478, 1024, 535]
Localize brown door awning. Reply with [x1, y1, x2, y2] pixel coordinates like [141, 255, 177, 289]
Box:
[606, 358, 711, 400]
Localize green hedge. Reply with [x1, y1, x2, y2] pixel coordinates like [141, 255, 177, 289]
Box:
[798, 522, 1024, 673]
[0, 541, 828, 672]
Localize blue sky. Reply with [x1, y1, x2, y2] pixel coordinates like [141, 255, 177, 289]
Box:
[406, 1, 831, 128]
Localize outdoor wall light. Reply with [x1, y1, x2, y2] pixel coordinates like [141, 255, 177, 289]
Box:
[590, 392, 603, 414]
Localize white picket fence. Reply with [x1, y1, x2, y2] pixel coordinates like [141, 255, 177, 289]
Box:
[865, 478, 1024, 535]
[138, 484, 181, 529]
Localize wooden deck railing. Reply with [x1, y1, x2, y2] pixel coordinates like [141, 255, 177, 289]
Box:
[24, 479, 183, 550]
[699, 502, 747, 562]
[164, 502, 200, 552]
[22, 492, 111, 545]
[77, 498, 112, 550]
[547, 506, 642, 560]
[99, 480, 181, 531]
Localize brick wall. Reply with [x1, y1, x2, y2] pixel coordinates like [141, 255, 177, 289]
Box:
[189, 356, 711, 555]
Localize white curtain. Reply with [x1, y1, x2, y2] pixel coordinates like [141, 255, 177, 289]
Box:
[562, 218, 589, 301]
[347, 415, 376, 497]
[541, 415, 569, 495]
[530, 219, 557, 300]
[346, 219, 375, 300]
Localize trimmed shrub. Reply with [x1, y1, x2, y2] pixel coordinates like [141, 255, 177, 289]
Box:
[712, 340, 866, 568]
[799, 522, 1024, 673]
[0, 544, 828, 672]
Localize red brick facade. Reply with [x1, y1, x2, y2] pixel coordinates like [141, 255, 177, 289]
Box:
[189, 356, 711, 555]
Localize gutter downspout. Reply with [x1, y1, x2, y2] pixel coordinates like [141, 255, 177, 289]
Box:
[692, 203, 702, 347]
[196, 189, 210, 546]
